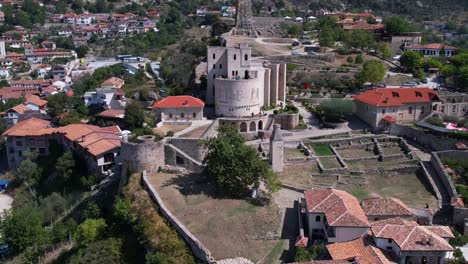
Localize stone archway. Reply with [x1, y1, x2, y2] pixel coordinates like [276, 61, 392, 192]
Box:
[258, 120, 263, 130]
[249, 121, 256, 131]
[240, 122, 247, 132]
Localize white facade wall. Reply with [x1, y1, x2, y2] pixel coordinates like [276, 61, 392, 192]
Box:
[375, 237, 401, 256]
[214, 71, 264, 117]
[334, 227, 368, 243]
[155, 107, 203, 121]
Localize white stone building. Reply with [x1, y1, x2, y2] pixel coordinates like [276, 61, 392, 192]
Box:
[152, 95, 204, 122]
[206, 44, 287, 118]
[83, 87, 126, 110]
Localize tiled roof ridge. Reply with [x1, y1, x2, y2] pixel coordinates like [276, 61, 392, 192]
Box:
[420, 226, 453, 245]
[400, 226, 417, 248]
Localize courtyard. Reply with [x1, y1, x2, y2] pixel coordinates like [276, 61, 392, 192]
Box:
[147, 172, 283, 262]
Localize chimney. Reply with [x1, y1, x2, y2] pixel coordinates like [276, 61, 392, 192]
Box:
[82, 135, 86, 142]
[421, 234, 427, 245]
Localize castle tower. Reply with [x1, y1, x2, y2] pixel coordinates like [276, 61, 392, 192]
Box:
[269, 124, 284, 172]
[235, 0, 255, 36]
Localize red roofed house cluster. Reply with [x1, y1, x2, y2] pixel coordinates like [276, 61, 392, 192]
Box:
[301, 189, 455, 264]
[353, 88, 442, 129]
[152, 95, 205, 122]
[2, 118, 122, 175]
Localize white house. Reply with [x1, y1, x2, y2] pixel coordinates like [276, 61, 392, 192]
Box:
[83, 87, 126, 110]
[152, 95, 205, 122]
[303, 189, 370, 243]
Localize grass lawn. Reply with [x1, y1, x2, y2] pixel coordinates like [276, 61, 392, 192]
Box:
[337, 148, 376, 159]
[346, 158, 416, 171]
[148, 172, 282, 262]
[284, 148, 306, 159]
[319, 156, 342, 169]
[381, 145, 404, 155]
[312, 144, 334, 156]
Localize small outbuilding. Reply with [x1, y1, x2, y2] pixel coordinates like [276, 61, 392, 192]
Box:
[152, 95, 205, 122]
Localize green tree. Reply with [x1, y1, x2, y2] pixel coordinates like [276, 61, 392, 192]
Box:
[124, 102, 145, 129]
[400, 51, 423, 72]
[56, 151, 75, 182]
[14, 159, 42, 197]
[319, 27, 335, 47]
[203, 126, 279, 197]
[343, 29, 375, 50]
[423, 57, 443, 70]
[83, 203, 102, 219]
[357, 60, 385, 84]
[0, 118, 6, 135]
[39, 192, 68, 223]
[384, 16, 417, 35]
[449, 248, 467, 264]
[319, 99, 354, 122]
[0, 206, 50, 252]
[113, 197, 132, 224]
[346, 56, 353, 63]
[378, 43, 392, 60]
[355, 54, 364, 64]
[67, 238, 123, 264]
[75, 218, 107, 246]
[16, 11, 32, 28]
[456, 66, 468, 88]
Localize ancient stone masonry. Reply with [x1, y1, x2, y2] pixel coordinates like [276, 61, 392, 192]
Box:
[269, 124, 284, 172]
[234, 0, 255, 36]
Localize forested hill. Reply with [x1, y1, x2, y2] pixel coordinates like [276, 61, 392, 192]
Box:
[283, 0, 467, 20]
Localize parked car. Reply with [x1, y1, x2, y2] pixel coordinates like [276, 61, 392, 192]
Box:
[422, 79, 428, 84]
[402, 81, 417, 87]
[292, 41, 300, 46]
[291, 51, 301, 56]
[0, 245, 11, 257]
[302, 40, 312, 45]
[376, 83, 387, 88]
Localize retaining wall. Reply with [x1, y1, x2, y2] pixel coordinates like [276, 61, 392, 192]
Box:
[389, 123, 468, 151]
[121, 138, 166, 174]
[164, 144, 204, 173]
[142, 171, 215, 263]
[419, 161, 443, 209]
[169, 138, 206, 162]
[430, 152, 458, 199]
[273, 113, 299, 130]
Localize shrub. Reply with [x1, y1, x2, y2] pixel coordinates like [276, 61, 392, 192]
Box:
[319, 99, 354, 122]
[273, 110, 279, 115]
[355, 54, 364, 64]
[444, 115, 459, 123]
[425, 117, 444, 127]
[346, 56, 354, 63]
[166, 131, 174, 137]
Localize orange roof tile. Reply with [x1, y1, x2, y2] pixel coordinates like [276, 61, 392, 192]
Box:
[101, 77, 125, 88]
[304, 189, 370, 227]
[406, 43, 457, 50]
[371, 221, 454, 252]
[8, 104, 30, 114]
[326, 237, 396, 264]
[361, 197, 413, 218]
[152, 95, 205, 108]
[2, 117, 51, 136]
[353, 88, 441, 107]
[98, 109, 125, 119]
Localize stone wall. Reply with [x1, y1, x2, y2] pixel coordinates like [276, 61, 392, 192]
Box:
[164, 144, 203, 173]
[430, 152, 458, 199]
[419, 161, 443, 209]
[273, 113, 299, 130]
[453, 207, 468, 230]
[389, 123, 468, 151]
[169, 138, 206, 162]
[121, 136, 166, 174]
[142, 171, 215, 263]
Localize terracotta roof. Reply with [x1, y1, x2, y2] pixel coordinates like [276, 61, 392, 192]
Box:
[326, 237, 396, 264]
[304, 189, 370, 227]
[152, 95, 205, 108]
[25, 96, 47, 107]
[98, 109, 125, 119]
[8, 104, 29, 114]
[383, 115, 397, 123]
[101, 77, 124, 88]
[3, 118, 121, 156]
[66, 90, 74, 97]
[353, 88, 441, 107]
[2, 117, 51, 136]
[361, 197, 413, 218]
[371, 220, 454, 252]
[406, 43, 457, 50]
[424, 226, 455, 239]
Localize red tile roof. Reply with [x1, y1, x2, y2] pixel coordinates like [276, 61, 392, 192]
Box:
[353, 88, 441, 107]
[98, 109, 125, 119]
[152, 95, 205, 108]
[383, 115, 397, 123]
[3, 118, 121, 157]
[8, 104, 29, 114]
[371, 220, 454, 252]
[361, 197, 413, 218]
[326, 237, 396, 264]
[304, 189, 370, 227]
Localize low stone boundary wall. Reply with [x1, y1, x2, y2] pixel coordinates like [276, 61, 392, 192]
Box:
[330, 145, 348, 170]
[334, 142, 375, 150]
[342, 156, 378, 162]
[419, 161, 443, 209]
[430, 152, 458, 199]
[142, 171, 216, 263]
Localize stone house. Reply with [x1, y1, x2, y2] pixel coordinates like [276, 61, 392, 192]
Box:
[391, 32, 422, 49]
[404, 43, 457, 57]
[2, 118, 122, 175]
[303, 189, 370, 243]
[83, 87, 126, 110]
[361, 197, 414, 222]
[152, 95, 204, 122]
[353, 88, 442, 129]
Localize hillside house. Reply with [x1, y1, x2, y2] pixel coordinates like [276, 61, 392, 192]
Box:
[303, 189, 370, 243]
[83, 87, 126, 110]
[152, 95, 205, 122]
[353, 88, 442, 129]
[361, 197, 414, 222]
[391, 32, 422, 49]
[404, 43, 457, 57]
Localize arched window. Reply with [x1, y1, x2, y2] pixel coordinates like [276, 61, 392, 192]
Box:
[181, 113, 185, 118]
[213, 74, 216, 79]
[315, 215, 321, 222]
[258, 120, 263, 130]
[212, 53, 215, 59]
[240, 122, 247, 132]
[244, 54, 248, 61]
[245, 70, 249, 79]
[249, 121, 256, 131]
[220, 64, 223, 69]
[193, 112, 197, 118]
[169, 113, 173, 119]
[213, 64, 216, 69]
